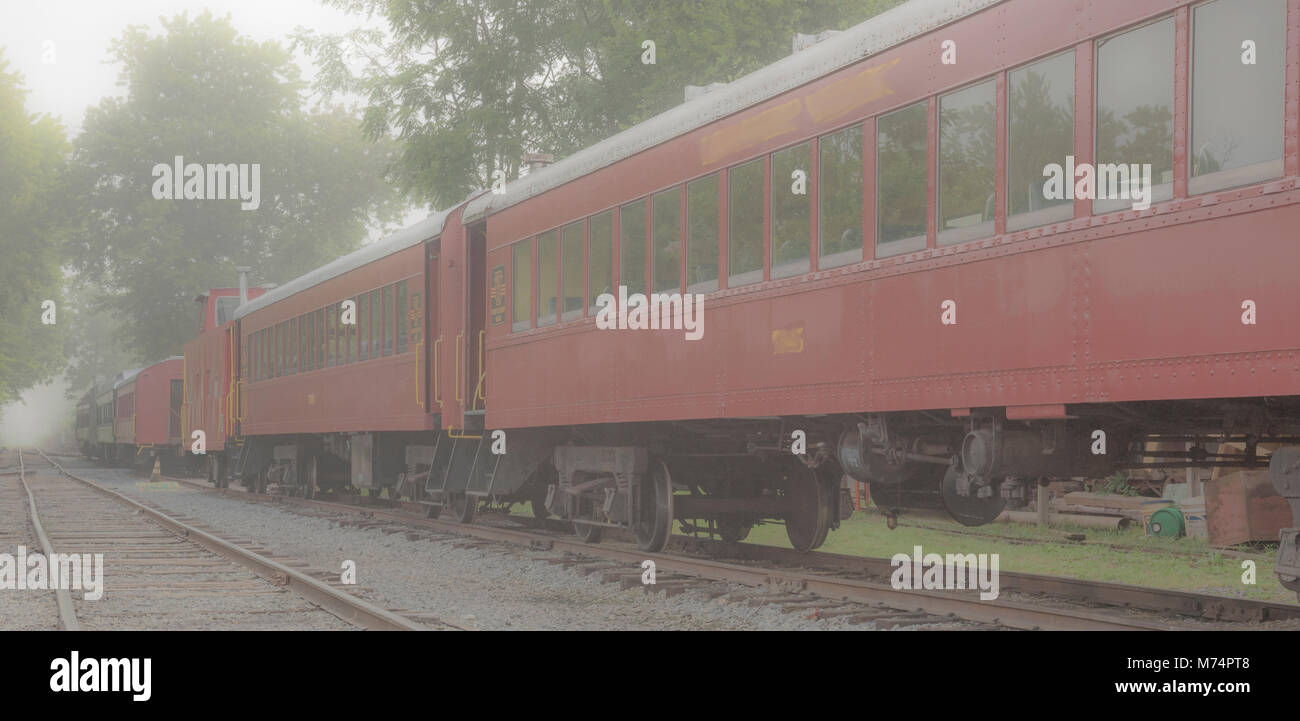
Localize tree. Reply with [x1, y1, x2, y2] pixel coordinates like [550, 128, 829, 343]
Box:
[295, 0, 906, 208]
[0, 51, 67, 407]
[63, 11, 406, 364]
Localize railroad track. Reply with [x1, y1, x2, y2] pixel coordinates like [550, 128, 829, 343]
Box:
[11, 449, 456, 631]
[146, 472, 1281, 630]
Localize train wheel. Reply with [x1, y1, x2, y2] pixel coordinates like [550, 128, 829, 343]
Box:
[633, 460, 674, 552]
[450, 493, 477, 524]
[940, 457, 1006, 526]
[572, 494, 603, 543]
[784, 463, 830, 552]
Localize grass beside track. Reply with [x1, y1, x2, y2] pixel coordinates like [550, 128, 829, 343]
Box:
[511, 502, 1294, 604]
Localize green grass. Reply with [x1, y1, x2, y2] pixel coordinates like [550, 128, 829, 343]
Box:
[510, 502, 1295, 604]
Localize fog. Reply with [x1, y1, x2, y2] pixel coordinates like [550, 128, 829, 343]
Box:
[0, 377, 75, 450]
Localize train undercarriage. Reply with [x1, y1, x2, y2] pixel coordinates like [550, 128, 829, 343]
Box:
[195, 396, 1300, 601]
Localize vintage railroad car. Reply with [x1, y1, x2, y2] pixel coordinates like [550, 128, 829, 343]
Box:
[96, 0, 1300, 597]
[111, 357, 184, 466]
[225, 212, 447, 501]
[444, 0, 1300, 595]
[181, 280, 268, 484]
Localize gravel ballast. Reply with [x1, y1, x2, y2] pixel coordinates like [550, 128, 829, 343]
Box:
[67, 463, 896, 630]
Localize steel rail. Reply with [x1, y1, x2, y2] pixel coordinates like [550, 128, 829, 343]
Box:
[169, 476, 1300, 625]
[17, 449, 81, 631]
[166, 477, 1190, 630]
[32, 449, 430, 632]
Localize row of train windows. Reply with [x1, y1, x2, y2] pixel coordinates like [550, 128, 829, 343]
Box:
[510, 0, 1284, 331]
[116, 393, 134, 418]
[96, 404, 113, 425]
[247, 279, 415, 382]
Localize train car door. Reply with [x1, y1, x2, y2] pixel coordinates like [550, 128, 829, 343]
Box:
[466, 221, 487, 416]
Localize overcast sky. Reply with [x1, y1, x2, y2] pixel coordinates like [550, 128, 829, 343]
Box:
[0, 0, 370, 135]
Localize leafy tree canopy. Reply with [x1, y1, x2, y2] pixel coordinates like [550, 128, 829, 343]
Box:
[295, 0, 905, 208]
[0, 51, 67, 406]
[64, 11, 406, 364]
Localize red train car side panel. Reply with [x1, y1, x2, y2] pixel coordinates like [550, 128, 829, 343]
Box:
[240, 243, 432, 436]
[134, 358, 183, 446]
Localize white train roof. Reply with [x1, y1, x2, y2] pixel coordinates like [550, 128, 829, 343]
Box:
[463, 0, 1000, 223]
[234, 209, 450, 321]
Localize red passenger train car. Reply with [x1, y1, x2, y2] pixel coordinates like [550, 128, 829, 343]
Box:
[227, 213, 446, 498]
[182, 282, 267, 483]
[112, 357, 184, 465]
[171, 0, 1300, 597]
[451, 0, 1300, 591]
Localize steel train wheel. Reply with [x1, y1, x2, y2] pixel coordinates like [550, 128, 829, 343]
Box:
[784, 463, 831, 552]
[940, 458, 1006, 526]
[572, 493, 604, 543]
[450, 493, 477, 524]
[633, 460, 674, 552]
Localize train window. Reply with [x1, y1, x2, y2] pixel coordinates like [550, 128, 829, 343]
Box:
[1191, 0, 1285, 194]
[537, 230, 558, 327]
[304, 314, 313, 371]
[651, 188, 681, 292]
[1095, 17, 1174, 212]
[250, 332, 258, 381]
[939, 81, 995, 244]
[338, 301, 347, 361]
[877, 101, 928, 255]
[382, 285, 394, 356]
[561, 222, 584, 321]
[728, 158, 763, 286]
[686, 173, 719, 293]
[819, 124, 864, 266]
[288, 318, 297, 375]
[358, 292, 369, 357]
[394, 286, 407, 354]
[280, 321, 289, 376]
[771, 142, 811, 277]
[588, 210, 613, 313]
[344, 297, 356, 363]
[326, 305, 336, 367]
[262, 328, 270, 380]
[299, 315, 308, 372]
[338, 301, 348, 363]
[319, 309, 327, 368]
[216, 296, 239, 326]
[367, 290, 380, 357]
[1008, 50, 1074, 231]
[511, 241, 530, 331]
[620, 199, 647, 295]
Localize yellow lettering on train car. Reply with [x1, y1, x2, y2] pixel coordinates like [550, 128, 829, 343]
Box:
[700, 100, 802, 165]
[805, 58, 900, 124]
[772, 327, 805, 354]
